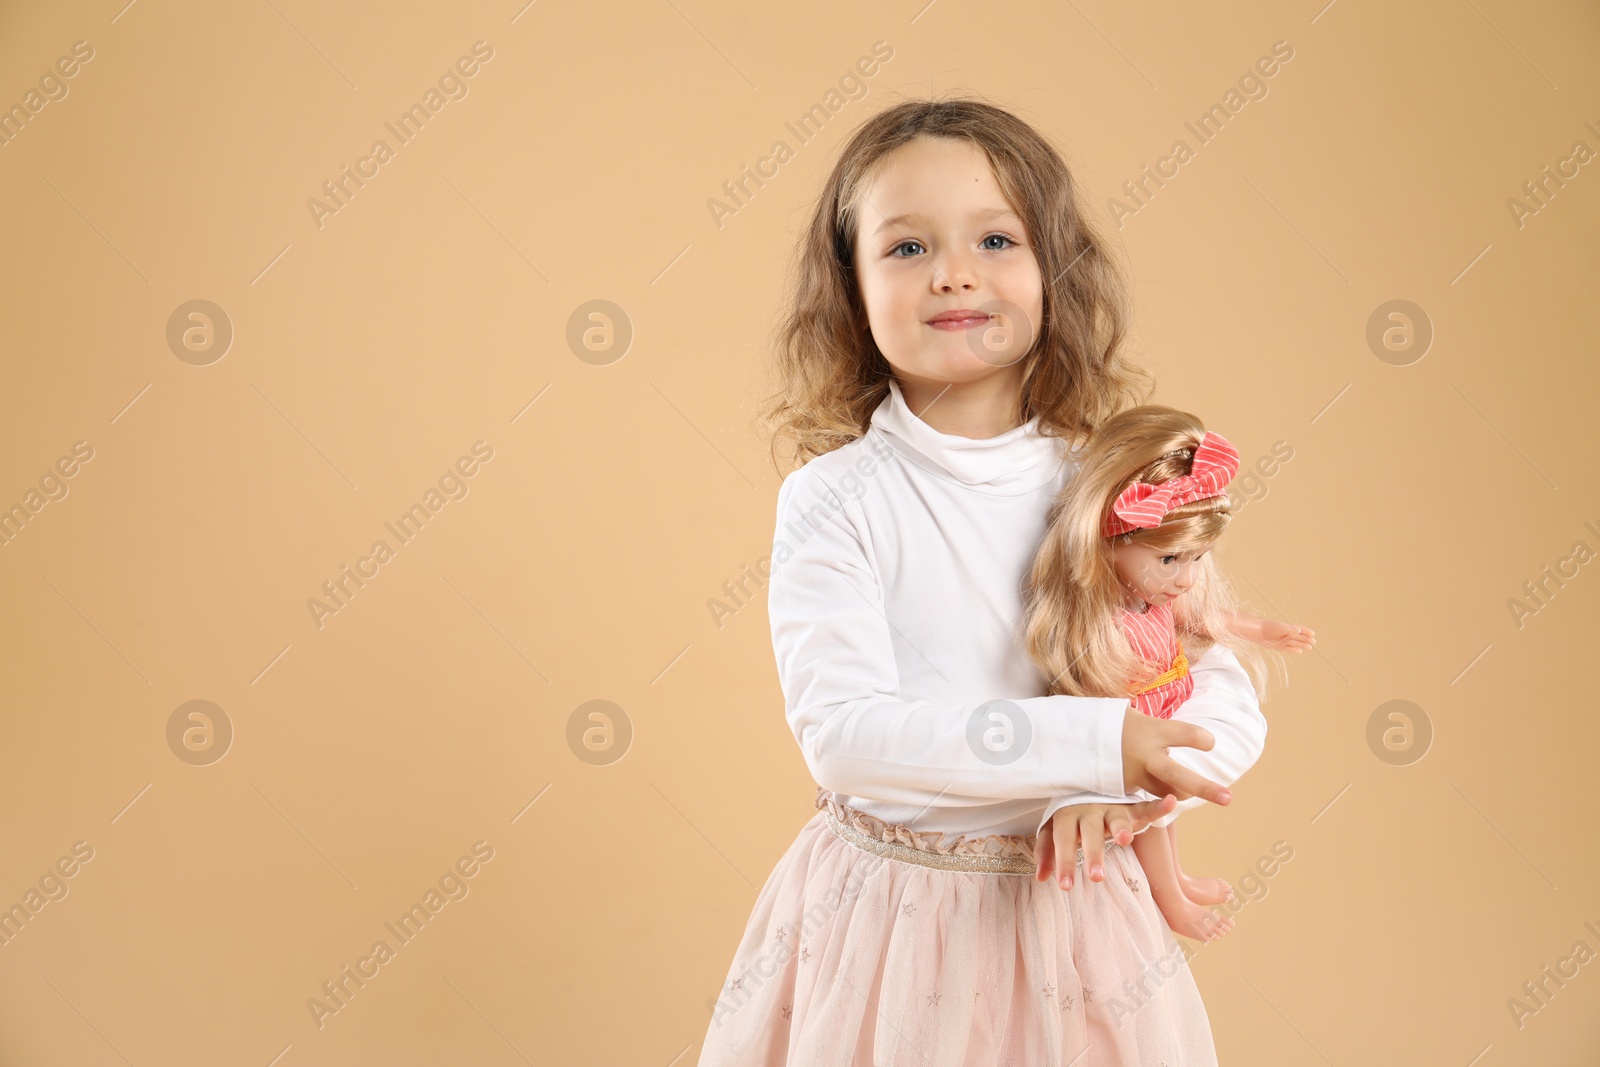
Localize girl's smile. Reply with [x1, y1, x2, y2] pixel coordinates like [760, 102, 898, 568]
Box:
[925, 308, 994, 331]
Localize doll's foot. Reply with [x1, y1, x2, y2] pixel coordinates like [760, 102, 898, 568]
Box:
[1178, 874, 1234, 906]
[1155, 896, 1234, 942]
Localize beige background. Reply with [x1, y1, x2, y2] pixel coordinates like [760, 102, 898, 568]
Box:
[0, 0, 1596, 1063]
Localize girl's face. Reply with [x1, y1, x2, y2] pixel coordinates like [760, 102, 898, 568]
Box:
[1110, 539, 1213, 609]
[851, 136, 1044, 398]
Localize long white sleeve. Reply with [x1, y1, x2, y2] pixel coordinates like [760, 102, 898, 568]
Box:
[770, 466, 1129, 810]
[1034, 643, 1267, 835]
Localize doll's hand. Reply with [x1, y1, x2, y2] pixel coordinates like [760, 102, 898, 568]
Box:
[1035, 796, 1177, 889]
[1260, 620, 1316, 652]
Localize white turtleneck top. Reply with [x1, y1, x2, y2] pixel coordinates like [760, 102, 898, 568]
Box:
[768, 377, 1267, 840]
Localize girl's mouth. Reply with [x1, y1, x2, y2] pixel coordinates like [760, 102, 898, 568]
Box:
[926, 314, 992, 332]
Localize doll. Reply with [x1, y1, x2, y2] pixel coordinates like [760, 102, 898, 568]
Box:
[1021, 405, 1314, 941]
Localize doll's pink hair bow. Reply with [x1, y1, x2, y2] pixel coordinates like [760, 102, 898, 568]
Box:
[1102, 431, 1241, 537]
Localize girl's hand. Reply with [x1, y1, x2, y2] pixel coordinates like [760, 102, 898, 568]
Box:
[1121, 708, 1232, 804]
[1260, 620, 1315, 652]
[1034, 796, 1177, 888]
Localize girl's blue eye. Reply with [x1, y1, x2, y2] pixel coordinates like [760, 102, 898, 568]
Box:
[888, 233, 1017, 257]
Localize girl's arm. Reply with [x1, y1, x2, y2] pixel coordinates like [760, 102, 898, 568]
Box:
[1036, 642, 1267, 834]
[768, 466, 1131, 813]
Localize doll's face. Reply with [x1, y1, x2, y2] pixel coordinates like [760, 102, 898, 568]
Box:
[850, 136, 1044, 401]
[1110, 538, 1212, 608]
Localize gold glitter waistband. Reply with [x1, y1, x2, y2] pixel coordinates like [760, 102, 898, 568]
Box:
[821, 806, 1039, 874]
[815, 788, 1114, 877]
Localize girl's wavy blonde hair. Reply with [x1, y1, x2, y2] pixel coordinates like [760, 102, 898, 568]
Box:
[1022, 405, 1277, 704]
[758, 94, 1155, 472]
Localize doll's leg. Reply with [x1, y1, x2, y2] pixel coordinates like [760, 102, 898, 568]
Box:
[1131, 825, 1233, 941]
[1168, 818, 1235, 906]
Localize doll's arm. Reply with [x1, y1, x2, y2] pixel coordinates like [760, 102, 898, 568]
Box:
[1220, 611, 1270, 642]
[1222, 612, 1316, 652]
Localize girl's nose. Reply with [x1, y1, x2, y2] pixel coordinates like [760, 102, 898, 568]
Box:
[934, 251, 978, 291]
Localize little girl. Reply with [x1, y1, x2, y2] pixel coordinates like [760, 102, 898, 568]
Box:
[697, 97, 1269, 1066]
[1022, 408, 1314, 942]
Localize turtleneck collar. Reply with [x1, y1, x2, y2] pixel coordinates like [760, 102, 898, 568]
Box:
[868, 377, 1065, 495]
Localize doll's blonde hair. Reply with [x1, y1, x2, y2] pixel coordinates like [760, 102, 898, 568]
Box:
[757, 94, 1154, 473]
[1022, 405, 1279, 704]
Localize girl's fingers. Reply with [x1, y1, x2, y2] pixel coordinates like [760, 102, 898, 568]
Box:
[1081, 813, 1107, 881]
[1137, 772, 1189, 803]
[1105, 807, 1132, 847]
[1124, 795, 1171, 836]
[1137, 794, 1175, 831]
[1053, 816, 1079, 889]
[1035, 822, 1055, 882]
[1152, 754, 1229, 806]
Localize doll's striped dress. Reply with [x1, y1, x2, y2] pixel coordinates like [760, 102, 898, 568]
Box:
[1119, 599, 1194, 719]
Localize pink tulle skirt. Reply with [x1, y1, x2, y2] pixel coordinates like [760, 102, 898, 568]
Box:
[697, 788, 1217, 1067]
